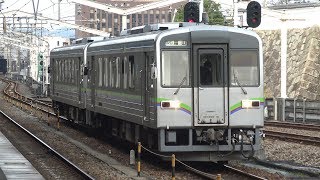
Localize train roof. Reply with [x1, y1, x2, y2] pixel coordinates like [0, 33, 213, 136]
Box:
[51, 23, 261, 54]
[51, 42, 88, 53]
[88, 23, 261, 48]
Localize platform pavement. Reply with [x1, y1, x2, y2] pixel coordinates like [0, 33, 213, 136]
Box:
[0, 131, 44, 180]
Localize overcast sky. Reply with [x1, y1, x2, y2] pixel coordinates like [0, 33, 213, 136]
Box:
[1, 0, 75, 20]
[1, 0, 319, 31]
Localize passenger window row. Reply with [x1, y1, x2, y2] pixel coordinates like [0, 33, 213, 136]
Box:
[95, 55, 135, 89]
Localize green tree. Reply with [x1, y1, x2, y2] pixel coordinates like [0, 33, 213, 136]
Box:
[174, 0, 230, 26]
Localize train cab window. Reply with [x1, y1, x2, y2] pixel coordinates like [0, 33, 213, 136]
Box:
[98, 57, 103, 87]
[199, 53, 222, 86]
[128, 56, 135, 89]
[104, 57, 109, 87]
[230, 50, 259, 86]
[161, 50, 189, 87]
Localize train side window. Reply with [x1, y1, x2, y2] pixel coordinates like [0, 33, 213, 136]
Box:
[66, 59, 69, 83]
[98, 57, 103, 87]
[61, 60, 63, 82]
[71, 59, 75, 83]
[104, 57, 108, 87]
[71, 59, 74, 83]
[128, 56, 135, 89]
[110, 57, 117, 88]
[65, 59, 67, 83]
[68, 59, 71, 83]
[123, 57, 128, 89]
[55, 60, 59, 82]
[58, 60, 61, 82]
[62, 60, 65, 82]
[70, 59, 72, 83]
[116, 57, 121, 88]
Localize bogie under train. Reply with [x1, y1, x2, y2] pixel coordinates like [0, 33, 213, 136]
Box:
[50, 23, 264, 161]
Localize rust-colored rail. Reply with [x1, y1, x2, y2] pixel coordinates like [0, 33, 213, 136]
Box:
[265, 121, 320, 131]
[265, 130, 320, 145]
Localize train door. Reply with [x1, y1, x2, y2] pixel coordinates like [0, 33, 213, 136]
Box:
[78, 57, 82, 103]
[88, 56, 96, 108]
[143, 52, 155, 124]
[193, 45, 228, 126]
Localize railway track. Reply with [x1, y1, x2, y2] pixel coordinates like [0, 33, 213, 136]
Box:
[0, 110, 94, 180]
[1, 79, 95, 179]
[1, 78, 56, 117]
[265, 130, 320, 145]
[1, 79, 273, 179]
[265, 121, 320, 131]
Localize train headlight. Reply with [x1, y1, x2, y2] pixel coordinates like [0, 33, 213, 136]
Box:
[242, 100, 260, 109]
[161, 100, 181, 109]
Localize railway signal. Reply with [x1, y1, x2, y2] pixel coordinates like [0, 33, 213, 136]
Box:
[39, 54, 43, 66]
[246, 1, 261, 28]
[38, 53, 44, 81]
[184, 2, 199, 23]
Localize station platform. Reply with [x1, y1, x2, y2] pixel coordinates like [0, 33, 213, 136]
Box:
[0, 131, 44, 180]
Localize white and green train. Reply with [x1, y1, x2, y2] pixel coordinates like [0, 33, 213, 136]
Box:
[50, 23, 264, 161]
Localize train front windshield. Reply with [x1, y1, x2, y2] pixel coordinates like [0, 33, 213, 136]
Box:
[230, 50, 259, 86]
[161, 50, 190, 87]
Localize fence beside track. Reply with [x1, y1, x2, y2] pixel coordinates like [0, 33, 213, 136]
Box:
[265, 98, 320, 124]
[136, 142, 266, 180]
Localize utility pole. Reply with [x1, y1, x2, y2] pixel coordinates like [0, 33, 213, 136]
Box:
[58, 0, 62, 21]
[280, 19, 287, 98]
[199, 0, 203, 23]
[233, 0, 239, 27]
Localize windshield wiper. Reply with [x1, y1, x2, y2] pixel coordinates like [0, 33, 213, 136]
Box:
[233, 70, 247, 95]
[174, 76, 187, 95]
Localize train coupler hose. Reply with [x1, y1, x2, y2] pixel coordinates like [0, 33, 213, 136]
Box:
[240, 130, 255, 159]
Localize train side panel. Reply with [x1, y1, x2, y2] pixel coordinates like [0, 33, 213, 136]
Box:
[50, 45, 86, 110]
[86, 36, 158, 128]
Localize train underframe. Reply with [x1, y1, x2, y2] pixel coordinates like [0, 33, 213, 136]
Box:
[55, 101, 263, 162]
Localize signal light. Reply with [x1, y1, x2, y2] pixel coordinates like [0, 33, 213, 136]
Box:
[246, 1, 261, 28]
[184, 2, 199, 23]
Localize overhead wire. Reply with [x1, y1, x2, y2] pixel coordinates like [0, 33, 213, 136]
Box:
[0, 0, 22, 11]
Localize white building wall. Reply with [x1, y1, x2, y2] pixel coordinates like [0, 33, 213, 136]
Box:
[28, 36, 70, 95]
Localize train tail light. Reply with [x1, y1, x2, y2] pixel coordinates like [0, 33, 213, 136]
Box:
[161, 100, 181, 109]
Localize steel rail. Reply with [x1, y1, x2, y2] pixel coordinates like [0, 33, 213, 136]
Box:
[265, 130, 320, 145]
[2, 81, 266, 180]
[265, 121, 320, 131]
[0, 110, 94, 180]
[223, 165, 267, 180]
[1, 78, 93, 179]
